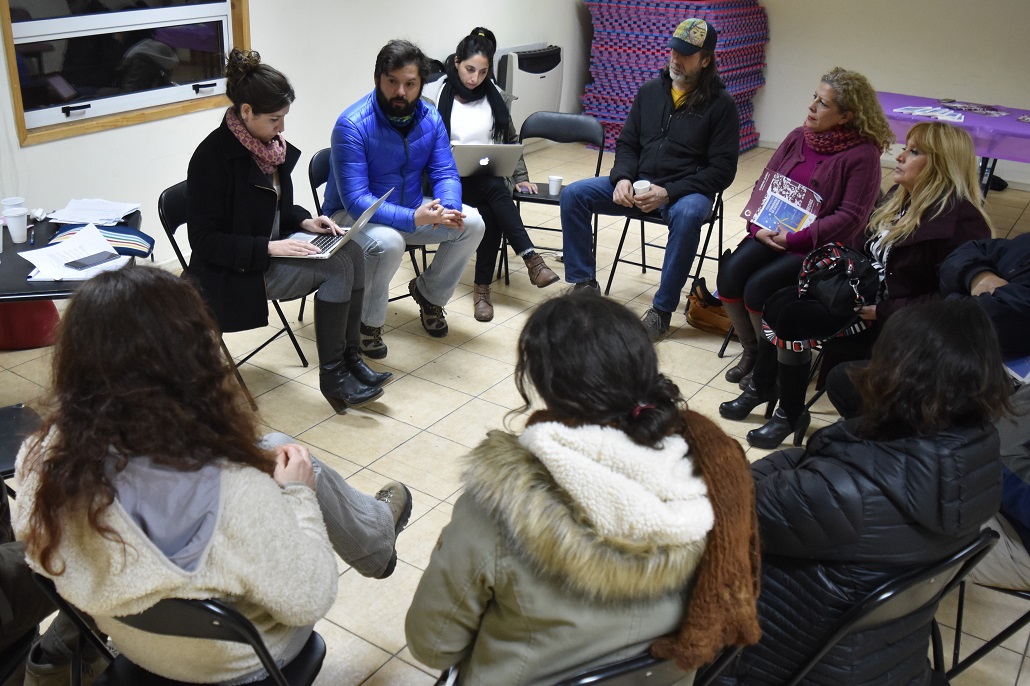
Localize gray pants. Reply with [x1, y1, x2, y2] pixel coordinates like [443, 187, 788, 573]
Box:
[333, 202, 485, 327]
[264, 240, 364, 305]
[260, 433, 395, 578]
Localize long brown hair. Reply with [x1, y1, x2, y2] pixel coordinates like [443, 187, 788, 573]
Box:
[23, 266, 273, 575]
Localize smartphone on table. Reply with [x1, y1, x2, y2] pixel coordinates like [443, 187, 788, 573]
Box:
[65, 252, 121, 270]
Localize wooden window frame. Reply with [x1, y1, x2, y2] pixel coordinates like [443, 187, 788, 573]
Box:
[0, 0, 249, 146]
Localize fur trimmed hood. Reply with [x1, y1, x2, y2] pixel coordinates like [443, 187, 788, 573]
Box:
[464, 429, 709, 603]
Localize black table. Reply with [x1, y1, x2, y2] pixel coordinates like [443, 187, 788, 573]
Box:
[0, 212, 142, 302]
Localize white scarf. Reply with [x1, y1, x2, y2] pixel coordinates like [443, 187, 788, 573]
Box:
[518, 422, 713, 546]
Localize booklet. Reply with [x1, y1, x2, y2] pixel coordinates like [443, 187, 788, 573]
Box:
[741, 169, 823, 233]
[1004, 355, 1030, 385]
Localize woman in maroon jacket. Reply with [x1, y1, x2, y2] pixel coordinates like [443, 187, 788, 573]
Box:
[717, 67, 892, 445]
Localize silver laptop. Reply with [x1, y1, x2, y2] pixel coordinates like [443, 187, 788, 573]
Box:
[281, 188, 393, 259]
[451, 143, 524, 178]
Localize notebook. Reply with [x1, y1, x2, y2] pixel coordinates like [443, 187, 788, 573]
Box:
[280, 189, 392, 259]
[451, 143, 524, 178]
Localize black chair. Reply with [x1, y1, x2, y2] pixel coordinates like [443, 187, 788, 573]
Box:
[0, 628, 37, 684]
[0, 403, 39, 497]
[307, 148, 426, 304]
[553, 644, 741, 686]
[783, 528, 999, 686]
[495, 111, 606, 284]
[33, 575, 324, 686]
[158, 181, 309, 409]
[603, 193, 724, 299]
[946, 582, 1030, 679]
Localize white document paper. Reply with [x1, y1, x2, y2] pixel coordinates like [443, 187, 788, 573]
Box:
[47, 198, 141, 226]
[19, 223, 130, 281]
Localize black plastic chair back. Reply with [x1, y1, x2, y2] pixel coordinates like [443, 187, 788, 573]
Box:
[307, 148, 331, 213]
[784, 528, 999, 686]
[157, 180, 189, 271]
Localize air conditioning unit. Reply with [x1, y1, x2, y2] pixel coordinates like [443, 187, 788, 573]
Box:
[497, 45, 563, 132]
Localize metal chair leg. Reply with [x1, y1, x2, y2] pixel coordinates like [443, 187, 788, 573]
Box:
[222, 340, 257, 411]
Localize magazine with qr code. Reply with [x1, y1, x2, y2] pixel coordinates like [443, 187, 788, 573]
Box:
[741, 168, 823, 233]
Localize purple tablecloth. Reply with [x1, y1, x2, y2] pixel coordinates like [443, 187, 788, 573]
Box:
[878, 91, 1030, 164]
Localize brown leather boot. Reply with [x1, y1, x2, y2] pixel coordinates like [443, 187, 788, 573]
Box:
[473, 284, 493, 322]
[524, 253, 560, 288]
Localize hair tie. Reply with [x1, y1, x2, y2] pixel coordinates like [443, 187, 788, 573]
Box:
[476, 31, 486, 37]
[631, 403, 655, 418]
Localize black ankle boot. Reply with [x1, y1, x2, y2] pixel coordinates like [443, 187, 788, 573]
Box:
[746, 408, 811, 449]
[345, 349, 392, 387]
[719, 381, 777, 421]
[315, 299, 383, 413]
[725, 348, 756, 383]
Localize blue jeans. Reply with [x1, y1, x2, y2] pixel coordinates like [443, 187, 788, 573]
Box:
[559, 175, 712, 312]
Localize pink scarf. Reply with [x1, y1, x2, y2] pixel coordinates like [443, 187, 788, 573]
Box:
[802, 124, 867, 154]
[225, 107, 286, 174]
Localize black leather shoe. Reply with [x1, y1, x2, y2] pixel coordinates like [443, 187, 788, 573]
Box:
[345, 351, 392, 387]
[320, 362, 383, 413]
[719, 382, 777, 421]
[746, 408, 811, 449]
[725, 349, 756, 383]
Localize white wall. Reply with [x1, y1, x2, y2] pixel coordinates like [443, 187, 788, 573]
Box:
[0, 0, 592, 265]
[754, 0, 1030, 187]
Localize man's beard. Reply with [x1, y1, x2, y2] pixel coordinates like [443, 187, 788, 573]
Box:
[376, 87, 418, 118]
[669, 62, 700, 90]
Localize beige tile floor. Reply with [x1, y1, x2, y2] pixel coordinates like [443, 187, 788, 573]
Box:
[4, 141, 1030, 684]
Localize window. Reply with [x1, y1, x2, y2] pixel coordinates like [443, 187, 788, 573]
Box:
[1, 0, 250, 145]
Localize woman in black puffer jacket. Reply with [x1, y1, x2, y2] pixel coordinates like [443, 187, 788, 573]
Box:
[718, 299, 1011, 685]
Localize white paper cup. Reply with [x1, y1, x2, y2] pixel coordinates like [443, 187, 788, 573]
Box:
[3, 207, 28, 243]
[1, 197, 24, 211]
[548, 175, 563, 196]
[633, 180, 651, 195]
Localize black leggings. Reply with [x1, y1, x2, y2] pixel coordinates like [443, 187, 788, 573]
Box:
[461, 175, 534, 285]
[717, 237, 803, 312]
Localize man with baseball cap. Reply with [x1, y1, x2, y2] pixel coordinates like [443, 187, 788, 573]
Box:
[560, 18, 739, 340]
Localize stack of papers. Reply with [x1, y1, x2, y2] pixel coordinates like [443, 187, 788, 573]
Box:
[19, 224, 130, 281]
[48, 198, 141, 226]
[892, 106, 964, 123]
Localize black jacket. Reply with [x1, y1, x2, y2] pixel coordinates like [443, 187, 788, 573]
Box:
[722, 420, 1001, 685]
[939, 233, 1030, 357]
[186, 119, 310, 332]
[609, 70, 739, 204]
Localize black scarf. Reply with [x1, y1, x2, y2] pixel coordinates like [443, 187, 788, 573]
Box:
[437, 55, 509, 141]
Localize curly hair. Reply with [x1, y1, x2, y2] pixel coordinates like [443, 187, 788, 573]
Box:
[513, 293, 685, 447]
[867, 122, 994, 248]
[224, 48, 295, 115]
[820, 67, 895, 152]
[852, 299, 1011, 440]
[23, 266, 274, 575]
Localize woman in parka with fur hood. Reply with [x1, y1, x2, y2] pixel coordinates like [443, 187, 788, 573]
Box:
[405, 293, 761, 685]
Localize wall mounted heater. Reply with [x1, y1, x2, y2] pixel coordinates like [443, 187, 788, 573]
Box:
[497, 45, 563, 132]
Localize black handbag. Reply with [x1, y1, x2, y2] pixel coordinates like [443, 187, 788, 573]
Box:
[797, 242, 879, 319]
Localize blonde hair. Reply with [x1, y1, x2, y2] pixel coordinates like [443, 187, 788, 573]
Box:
[820, 67, 895, 153]
[867, 122, 993, 247]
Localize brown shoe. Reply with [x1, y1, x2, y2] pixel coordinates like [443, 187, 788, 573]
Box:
[524, 253, 560, 288]
[473, 284, 494, 322]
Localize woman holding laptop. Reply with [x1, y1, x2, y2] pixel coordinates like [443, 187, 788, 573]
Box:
[187, 49, 389, 413]
[423, 27, 560, 322]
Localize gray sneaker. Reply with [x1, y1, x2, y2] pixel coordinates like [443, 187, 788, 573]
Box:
[374, 481, 412, 579]
[570, 279, 600, 294]
[408, 279, 448, 337]
[360, 323, 387, 359]
[641, 307, 672, 342]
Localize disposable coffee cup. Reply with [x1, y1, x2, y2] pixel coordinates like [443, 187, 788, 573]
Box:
[3, 207, 28, 243]
[548, 175, 563, 196]
[633, 180, 651, 195]
[1, 197, 24, 211]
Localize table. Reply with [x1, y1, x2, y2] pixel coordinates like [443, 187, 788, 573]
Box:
[0, 212, 142, 302]
[878, 91, 1030, 195]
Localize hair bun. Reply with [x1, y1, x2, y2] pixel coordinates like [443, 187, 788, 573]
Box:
[225, 48, 262, 86]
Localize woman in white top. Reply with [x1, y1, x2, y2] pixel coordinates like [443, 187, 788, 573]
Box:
[422, 28, 560, 322]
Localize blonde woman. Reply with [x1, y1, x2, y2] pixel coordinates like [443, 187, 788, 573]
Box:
[718, 67, 893, 447]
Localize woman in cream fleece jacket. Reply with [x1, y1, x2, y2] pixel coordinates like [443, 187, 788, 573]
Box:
[406, 293, 760, 685]
[13, 267, 339, 684]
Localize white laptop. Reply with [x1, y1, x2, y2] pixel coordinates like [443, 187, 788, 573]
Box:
[451, 143, 524, 178]
[280, 188, 392, 259]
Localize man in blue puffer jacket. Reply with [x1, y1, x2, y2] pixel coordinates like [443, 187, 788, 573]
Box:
[323, 39, 484, 359]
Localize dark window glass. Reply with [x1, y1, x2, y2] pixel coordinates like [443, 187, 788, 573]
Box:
[9, 1, 221, 22]
[16, 21, 224, 114]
